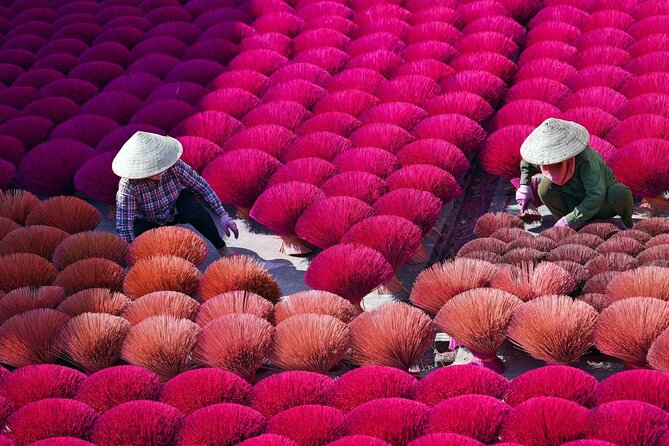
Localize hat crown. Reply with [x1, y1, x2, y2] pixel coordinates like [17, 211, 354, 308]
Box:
[112, 131, 183, 179]
[520, 118, 589, 165]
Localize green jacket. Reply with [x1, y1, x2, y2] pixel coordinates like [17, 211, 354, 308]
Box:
[520, 147, 619, 225]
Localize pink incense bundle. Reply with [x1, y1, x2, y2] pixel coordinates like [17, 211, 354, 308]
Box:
[508, 236, 557, 252]
[178, 403, 266, 446]
[341, 215, 422, 288]
[296, 112, 362, 137]
[0, 252, 57, 293]
[326, 69, 386, 94]
[171, 111, 242, 146]
[609, 139, 669, 198]
[295, 196, 374, 249]
[200, 255, 282, 304]
[0, 286, 66, 321]
[649, 328, 669, 373]
[251, 371, 334, 418]
[436, 288, 521, 372]
[636, 217, 669, 236]
[292, 29, 350, 55]
[458, 238, 507, 257]
[586, 400, 669, 446]
[386, 165, 461, 203]
[491, 262, 575, 301]
[542, 225, 578, 242]
[411, 258, 498, 314]
[578, 293, 610, 312]
[397, 139, 469, 176]
[58, 313, 131, 372]
[500, 397, 588, 445]
[331, 147, 400, 179]
[304, 243, 393, 308]
[194, 313, 274, 382]
[583, 271, 618, 295]
[473, 213, 525, 238]
[26, 196, 101, 234]
[0, 364, 84, 409]
[412, 114, 486, 156]
[426, 394, 510, 444]
[525, 21, 581, 47]
[360, 102, 427, 129]
[196, 88, 260, 118]
[518, 41, 577, 66]
[202, 149, 281, 217]
[456, 31, 519, 59]
[595, 297, 669, 368]
[349, 302, 434, 370]
[504, 365, 599, 407]
[127, 226, 208, 266]
[620, 72, 669, 99]
[508, 295, 598, 364]
[501, 247, 546, 265]
[424, 92, 494, 124]
[242, 101, 311, 131]
[349, 123, 413, 154]
[585, 253, 638, 275]
[488, 100, 560, 132]
[561, 233, 605, 249]
[282, 131, 352, 162]
[547, 244, 599, 264]
[130, 99, 196, 133]
[120, 315, 200, 381]
[372, 188, 442, 236]
[176, 136, 223, 174]
[267, 158, 337, 188]
[267, 405, 345, 445]
[160, 368, 250, 415]
[606, 114, 669, 149]
[237, 434, 298, 446]
[56, 288, 130, 317]
[595, 237, 644, 257]
[270, 314, 350, 373]
[53, 230, 128, 270]
[553, 261, 591, 288]
[6, 398, 97, 446]
[250, 181, 325, 253]
[342, 398, 428, 446]
[122, 255, 199, 300]
[312, 89, 380, 117]
[606, 266, 669, 302]
[122, 291, 199, 325]
[506, 78, 570, 105]
[597, 369, 669, 411]
[76, 366, 162, 412]
[92, 401, 183, 446]
[196, 291, 274, 326]
[408, 433, 485, 446]
[273, 290, 358, 324]
[0, 308, 70, 367]
[440, 70, 507, 106]
[375, 75, 441, 106]
[480, 125, 536, 179]
[330, 366, 416, 412]
[223, 125, 296, 160]
[210, 70, 268, 95]
[54, 259, 124, 299]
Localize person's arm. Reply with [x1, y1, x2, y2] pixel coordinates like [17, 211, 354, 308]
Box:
[175, 161, 228, 217]
[519, 159, 538, 185]
[116, 180, 136, 243]
[565, 159, 606, 225]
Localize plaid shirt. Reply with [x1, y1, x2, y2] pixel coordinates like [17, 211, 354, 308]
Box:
[116, 160, 227, 242]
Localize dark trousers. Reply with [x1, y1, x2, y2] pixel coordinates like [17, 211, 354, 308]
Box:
[538, 178, 634, 228]
[133, 190, 226, 249]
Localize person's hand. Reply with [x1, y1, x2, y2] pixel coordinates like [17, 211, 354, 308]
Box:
[515, 184, 536, 212]
[220, 215, 239, 239]
[554, 217, 571, 228]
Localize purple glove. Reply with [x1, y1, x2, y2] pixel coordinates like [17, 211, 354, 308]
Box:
[515, 184, 536, 212]
[220, 215, 239, 239]
[554, 217, 571, 228]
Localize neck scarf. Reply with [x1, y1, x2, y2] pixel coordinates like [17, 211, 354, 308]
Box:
[541, 157, 576, 186]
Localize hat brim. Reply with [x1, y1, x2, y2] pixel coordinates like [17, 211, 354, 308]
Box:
[112, 133, 183, 179]
[520, 119, 590, 165]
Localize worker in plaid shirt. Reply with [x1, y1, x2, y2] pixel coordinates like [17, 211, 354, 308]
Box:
[113, 131, 238, 256]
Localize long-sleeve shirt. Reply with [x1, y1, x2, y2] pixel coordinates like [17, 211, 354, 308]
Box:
[116, 160, 227, 242]
[520, 147, 619, 225]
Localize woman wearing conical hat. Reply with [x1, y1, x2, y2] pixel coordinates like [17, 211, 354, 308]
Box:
[516, 118, 634, 229]
[112, 131, 238, 256]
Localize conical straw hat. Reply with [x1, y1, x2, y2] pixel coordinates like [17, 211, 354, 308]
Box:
[112, 131, 183, 179]
[520, 118, 589, 165]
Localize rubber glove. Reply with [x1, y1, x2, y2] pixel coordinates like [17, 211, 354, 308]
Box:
[554, 216, 570, 228]
[515, 184, 536, 212]
[220, 215, 239, 239]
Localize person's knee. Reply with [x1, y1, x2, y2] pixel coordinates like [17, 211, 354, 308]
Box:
[537, 178, 556, 201]
[608, 183, 633, 208]
[176, 191, 204, 215]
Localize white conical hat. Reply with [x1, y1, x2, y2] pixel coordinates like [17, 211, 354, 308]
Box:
[520, 118, 590, 165]
[112, 131, 183, 179]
